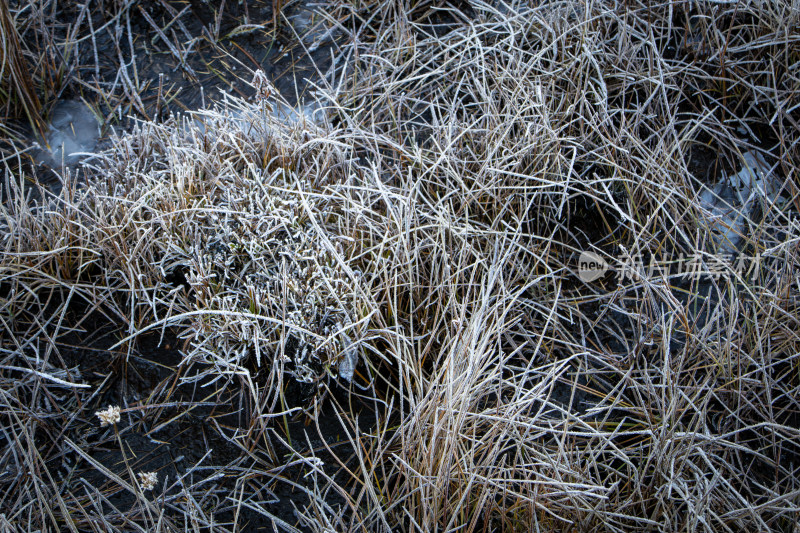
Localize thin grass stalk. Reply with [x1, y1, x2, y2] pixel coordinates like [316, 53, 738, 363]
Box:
[0, 0, 45, 139]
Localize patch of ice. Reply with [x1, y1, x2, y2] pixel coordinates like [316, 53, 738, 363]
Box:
[698, 151, 783, 253]
[34, 100, 101, 168]
[288, 6, 341, 53]
[335, 324, 358, 383]
[338, 345, 358, 383]
[191, 93, 326, 136]
[272, 99, 325, 125]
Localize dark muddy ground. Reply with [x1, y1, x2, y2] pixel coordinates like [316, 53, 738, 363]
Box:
[43, 304, 377, 531]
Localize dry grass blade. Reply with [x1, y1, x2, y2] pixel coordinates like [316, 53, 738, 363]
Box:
[0, 0, 45, 138]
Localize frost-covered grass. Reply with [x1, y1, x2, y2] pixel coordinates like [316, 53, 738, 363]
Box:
[2, 0, 800, 531]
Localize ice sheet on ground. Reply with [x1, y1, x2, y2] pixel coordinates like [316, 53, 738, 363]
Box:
[271, 99, 325, 124]
[288, 5, 341, 53]
[698, 151, 783, 253]
[34, 100, 101, 168]
[193, 95, 326, 135]
[338, 345, 357, 383]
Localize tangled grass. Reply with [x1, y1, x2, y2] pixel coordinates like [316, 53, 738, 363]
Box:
[0, 0, 45, 138]
[1, 0, 800, 531]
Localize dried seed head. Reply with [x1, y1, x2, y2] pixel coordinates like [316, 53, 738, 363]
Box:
[137, 471, 158, 491]
[95, 405, 121, 427]
[252, 70, 272, 101]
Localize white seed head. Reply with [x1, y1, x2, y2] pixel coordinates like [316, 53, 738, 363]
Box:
[95, 405, 121, 427]
[138, 471, 158, 491]
[252, 69, 272, 101]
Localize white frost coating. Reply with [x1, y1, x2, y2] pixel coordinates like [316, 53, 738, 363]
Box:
[698, 151, 783, 253]
[34, 100, 101, 167]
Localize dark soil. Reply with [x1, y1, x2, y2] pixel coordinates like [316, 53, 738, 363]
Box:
[39, 303, 373, 531]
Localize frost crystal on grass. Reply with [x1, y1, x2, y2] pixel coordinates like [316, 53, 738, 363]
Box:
[303, 457, 325, 478]
[95, 405, 121, 427]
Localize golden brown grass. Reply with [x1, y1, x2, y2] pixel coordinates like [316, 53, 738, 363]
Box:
[0, 0, 44, 138]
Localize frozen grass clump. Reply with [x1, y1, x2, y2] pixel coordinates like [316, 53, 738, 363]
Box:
[2, 99, 376, 409]
[92, 104, 375, 399]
